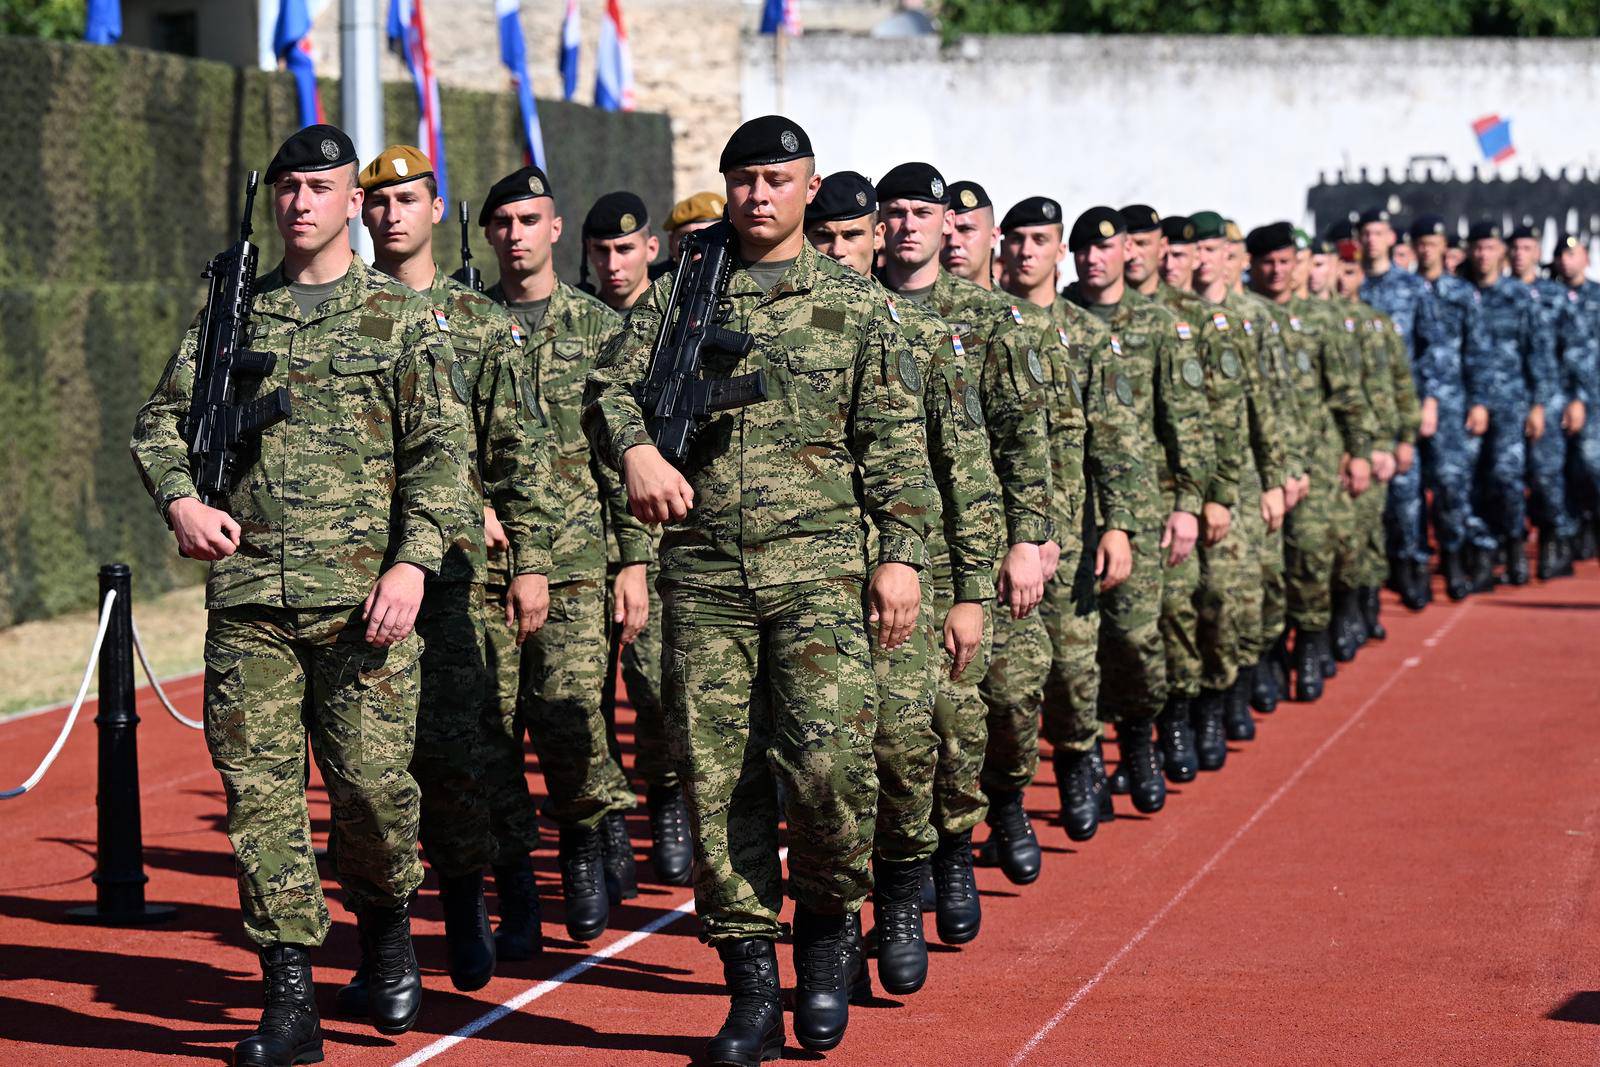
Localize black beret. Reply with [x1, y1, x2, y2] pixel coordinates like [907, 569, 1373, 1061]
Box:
[1121, 204, 1161, 234]
[1068, 206, 1127, 253]
[1357, 207, 1392, 226]
[807, 171, 877, 225]
[947, 180, 991, 214]
[1000, 196, 1063, 231]
[1409, 214, 1448, 240]
[478, 165, 554, 226]
[266, 123, 357, 183]
[1245, 222, 1297, 257]
[1308, 236, 1336, 255]
[583, 190, 648, 239]
[1189, 211, 1227, 241]
[719, 115, 812, 173]
[1509, 222, 1541, 241]
[875, 162, 949, 206]
[1467, 220, 1503, 242]
[1160, 215, 1196, 244]
[1557, 231, 1587, 250]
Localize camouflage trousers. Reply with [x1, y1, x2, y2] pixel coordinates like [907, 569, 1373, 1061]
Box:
[1160, 547, 1203, 700]
[202, 604, 424, 947]
[1420, 396, 1487, 555]
[1259, 513, 1287, 653]
[1284, 443, 1343, 631]
[662, 576, 877, 943]
[871, 574, 939, 864]
[1038, 544, 1103, 755]
[1335, 476, 1388, 593]
[1095, 528, 1168, 725]
[930, 581, 994, 836]
[1202, 486, 1262, 686]
[615, 564, 675, 791]
[482, 582, 539, 864]
[413, 582, 496, 878]
[978, 593, 1051, 796]
[1528, 391, 1581, 538]
[1471, 404, 1530, 542]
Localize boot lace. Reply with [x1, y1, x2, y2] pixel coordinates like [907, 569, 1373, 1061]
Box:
[371, 907, 416, 985]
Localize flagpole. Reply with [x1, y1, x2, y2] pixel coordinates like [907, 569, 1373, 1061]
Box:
[342, 0, 384, 260]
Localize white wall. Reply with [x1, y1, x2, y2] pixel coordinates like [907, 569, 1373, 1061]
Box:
[742, 34, 1600, 231]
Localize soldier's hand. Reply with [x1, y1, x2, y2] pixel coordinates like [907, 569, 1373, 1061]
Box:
[1394, 442, 1415, 476]
[168, 496, 241, 561]
[997, 542, 1044, 619]
[1294, 475, 1311, 507]
[1465, 405, 1489, 436]
[1161, 511, 1198, 567]
[1525, 404, 1546, 441]
[943, 601, 984, 680]
[869, 562, 921, 651]
[1095, 530, 1132, 591]
[1201, 502, 1231, 547]
[484, 506, 510, 554]
[506, 573, 549, 644]
[1343, 455, 1372, 497]
[1371, 450, 1397, 482]
[613, 562, 649, 645]
[1419, 397, 1439, 438]
[1564, 399, 1586, 435]
[362, 562, 426, 646]
[1040, 539, 1062, 582]
[1283, 478, 1303, 510]
[1260, 487, 1286, 531]
[623, 444, 694, 523]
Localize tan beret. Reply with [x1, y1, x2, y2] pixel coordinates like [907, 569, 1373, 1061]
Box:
[1223, 219, 1244, 242]
[665, 191, 726, 231]
[359, 145, 434, 193]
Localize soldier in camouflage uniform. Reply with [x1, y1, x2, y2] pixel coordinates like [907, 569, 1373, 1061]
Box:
[478, 164, 651, 947]
[879, 176, 1051, 928]
[997, 197, 1143, 835]
[1552, 234, 1600, 549]
[585, 117, 936, 1060]
[1060, 205, 1212, 813]
[808, 167, 1001, 992]
[130, 125, 475, 1063]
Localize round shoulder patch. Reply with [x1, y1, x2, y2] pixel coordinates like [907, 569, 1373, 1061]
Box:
[1180, 357, 1204, 389]
[1114, 373, 1134, 407]
[1219, 349, 1241, 379]
[897, 350, 923, 394]
[964, 384, 984, 426]
[1026, 349, 1046, 385]
[449, 360, 470, 403]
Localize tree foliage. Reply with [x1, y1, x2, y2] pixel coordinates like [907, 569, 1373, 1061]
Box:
[938, 0, 1600, 37]
[0, 0, 85, 40]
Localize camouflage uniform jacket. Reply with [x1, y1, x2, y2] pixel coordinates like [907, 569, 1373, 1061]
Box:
[1351, 303, 1403, 446]
[425, 269, 553, 586]
[1221, 289, 1293, 488]
[1560, 279, 1600, 407]
[1282, 295, 1375, 459]
[487, 279, 653, 584]
[1152, 281, 1249, 507]
[1527, 277, 1592, 405]
[584, 240, 935, 589]
[1467, 276, 1557, 412]
[1361, 267, 1445, 402]
[130, 256, 474, 610]
[1063, 283, 1214, 521]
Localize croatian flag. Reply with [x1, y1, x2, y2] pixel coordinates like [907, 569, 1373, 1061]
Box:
[595, 0, 634, 112]
[496, 0, 547, 168]
[84, 0, 121, 44]
[1472, 114, 1515, 164]
[273, 0, 324, 129]
[387, 0, 448, 200]
[559, 0, 580, 102]
[759, 0, 800, 34]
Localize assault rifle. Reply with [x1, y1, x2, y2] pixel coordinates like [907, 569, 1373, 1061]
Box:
[635, 221, 764, 464]
[181, 171, 291, 507]
[450, 201, 482, 291]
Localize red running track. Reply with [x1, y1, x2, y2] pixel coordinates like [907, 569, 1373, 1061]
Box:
[2, 571, 1599, 1065]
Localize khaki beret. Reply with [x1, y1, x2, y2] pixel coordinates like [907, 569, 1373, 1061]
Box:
[359, 145, 434, 193]
[665, 191, 726, 231]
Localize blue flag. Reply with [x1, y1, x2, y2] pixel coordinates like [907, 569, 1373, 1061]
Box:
[559, 0, 580, 102]
[496, 0, 547, 168]
[84, 0, 121, 44]
[274, 0, 324, 129]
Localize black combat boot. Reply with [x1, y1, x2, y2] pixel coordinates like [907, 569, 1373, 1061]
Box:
[646, 785, 693, 886]
[1538, 530, 1575, 580]
[1330, 589, 1359, 663]
[1052, 747, 1099, 842]
[1155, 696, 1198, 783]
[930, 830, 981, 945]
[599, 809, 639, 904]
[1089, 740, 1116, 823]
[362, 901, 422, 1034]
[705, 938, 783, 1066]
[791, 906, 863, 1052]
[1321, 627, 1338, 679]
[1293, 628, 1325, 703]
[1398, 559, 1429, 611]
[1443, 549, 1472, 601]
[234, 944, 322, 1067]
[1468, 544, 1498, 593]
[982, 790, 1041, 885]
[1267, 630, 1291, 698]
[1504, 537, 1530, 586]
[1576, 519, 1598, 561]
[1360, 587, 1386, 641]
[490, 857, 543, 961]
[870, 858, 928, 995]
[1191, 689, 1227, 771]
[919, 863, 936, 913]
[1251, 656, 1279, 714]
[1117, 724, 1166, 814]
[438, 871, 496, 992]
[558, 824, 610, 942]
[1224, 674, 1256, 742]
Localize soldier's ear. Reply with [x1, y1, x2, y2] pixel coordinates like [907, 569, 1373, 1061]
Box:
[551, 215, 564, 245]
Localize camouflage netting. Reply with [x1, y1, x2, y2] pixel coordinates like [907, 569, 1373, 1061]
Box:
[0, 37, 673, 626]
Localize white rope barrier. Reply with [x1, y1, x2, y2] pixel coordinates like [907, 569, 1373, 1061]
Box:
[129, 615, 204, 730]
[0, 590, 117, 799]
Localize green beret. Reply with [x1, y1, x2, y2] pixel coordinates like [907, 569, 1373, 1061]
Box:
[1189, 211, 1227, 241]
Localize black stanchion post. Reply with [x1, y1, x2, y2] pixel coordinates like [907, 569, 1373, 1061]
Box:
[68, 563, 176, 924]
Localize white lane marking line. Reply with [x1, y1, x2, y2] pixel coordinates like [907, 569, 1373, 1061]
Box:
[392, 847, 789, 1065]
[1009, 605, 1473, 1065]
